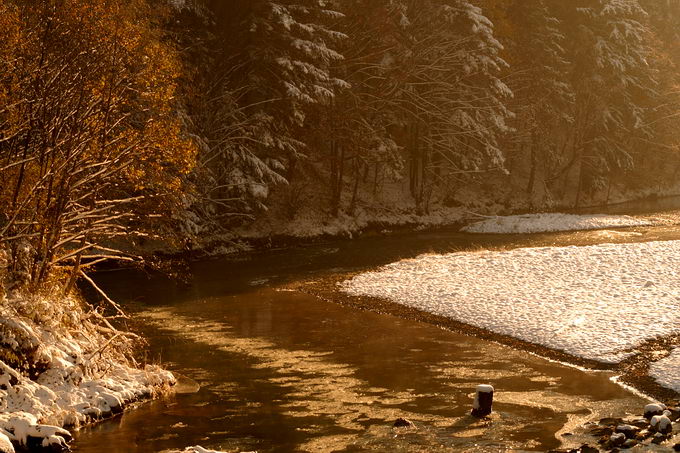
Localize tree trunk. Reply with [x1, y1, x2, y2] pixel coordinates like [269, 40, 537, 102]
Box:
[409, 123, 420, 198]
[574, 153, 585, 208]
[330, 139, 338, 215]
[330, 142, 345, 217]
[526, 134, 538, 208]
[349, 160, 361, 215]
[373, 164, 379, 195]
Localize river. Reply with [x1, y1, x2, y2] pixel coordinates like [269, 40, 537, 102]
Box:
[71, 198, 680, 452]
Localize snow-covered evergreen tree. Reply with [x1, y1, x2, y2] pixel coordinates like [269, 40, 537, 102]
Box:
[244, 1, 348, 173]
[313, 0, 408, 216]
[393, 0, 513, 211]
[172, 0, 680, 232]
[504, 0, 575, 204]
[562, 0, 656, 204]
[176, 1, 348, 238]
[635, 0, 680, 188]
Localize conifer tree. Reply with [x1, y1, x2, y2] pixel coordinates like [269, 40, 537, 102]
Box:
[559, 0, 656, 205]
[395, 0, 513, 211]
[503, 0, 574, 205]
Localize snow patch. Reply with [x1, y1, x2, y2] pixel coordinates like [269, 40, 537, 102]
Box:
[649, 348, 680, 393]
[342, 240, 680, 363]
[476, 384, 494, 393]
[0, 432, 12, 452]
[238, 205, 467, 240]
[462, 213, 650, 234]
[0, 294, 175, 450]
[181, 447, 229, 453]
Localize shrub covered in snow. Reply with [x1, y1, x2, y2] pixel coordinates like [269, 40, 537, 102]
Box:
[0, 248, 175, 451]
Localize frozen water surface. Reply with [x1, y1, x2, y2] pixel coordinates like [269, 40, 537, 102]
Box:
[343, 240, 680, 364]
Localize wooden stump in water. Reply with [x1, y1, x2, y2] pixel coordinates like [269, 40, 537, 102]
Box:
[471, 384, 494, 417]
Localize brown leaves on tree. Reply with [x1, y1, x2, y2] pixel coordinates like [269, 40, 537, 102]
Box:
[0, 0, 197, 293]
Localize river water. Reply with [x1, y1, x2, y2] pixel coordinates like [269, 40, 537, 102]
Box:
[71, 198, 680, 452]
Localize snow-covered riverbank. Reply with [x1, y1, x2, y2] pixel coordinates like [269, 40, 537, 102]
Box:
[462, 213, 652, 234]
[0, 292, 175, 452]
[193, 209, 674, 260]
[341, 240, 680, 392]
[650, 349, 680, 394]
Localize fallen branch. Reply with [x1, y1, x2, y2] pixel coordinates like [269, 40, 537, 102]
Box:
[78, 271, 129, 319]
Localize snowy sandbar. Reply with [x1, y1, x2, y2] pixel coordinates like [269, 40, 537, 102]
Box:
[649, 349, 680, 393]
[342, 240, 680, 365]
[462, 213, 651, 234]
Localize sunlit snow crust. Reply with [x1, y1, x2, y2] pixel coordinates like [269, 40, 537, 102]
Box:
[462, 213, 650, 234]
[342, 240, 680, 365]
[649, 349, 680, 393]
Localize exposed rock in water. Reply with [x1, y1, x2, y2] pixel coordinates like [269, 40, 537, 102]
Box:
[650, 415, 673, 434]
[0, 433, 13, 453]
[644, 403, 665, 419]
[599, 418, 622, 426]
[652, 432, 667, 444]
[621, 438, 637, 449]
[587, 423, 613, 437]
[547, 444, 599, 453]
[608, 432, 626, 447]
[667, 407, 680, 421]
[393, 418, 414, 428]
[628, 418, 649, 429]
[614, 424, 639, 439]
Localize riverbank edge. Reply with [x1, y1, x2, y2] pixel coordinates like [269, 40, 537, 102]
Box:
[0, 356, 177, 453]
[0, 286, 178, 453]
[155, 192, 680, 263]
[295, 272, 680, 404]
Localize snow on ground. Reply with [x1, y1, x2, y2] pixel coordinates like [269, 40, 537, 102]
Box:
[164, 447, 248, 453]
[179, 447, 229, 453]
[234, 178, 503, 240]
[342, 240, 680, 365]
[238, 205, 469, 240]
[649, 349, 680, 393]
[461, 213, 651, 234]
[0, 294, 175, 451]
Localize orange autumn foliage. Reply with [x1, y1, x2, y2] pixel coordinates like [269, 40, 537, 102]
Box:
[0, 0, 197, 288]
